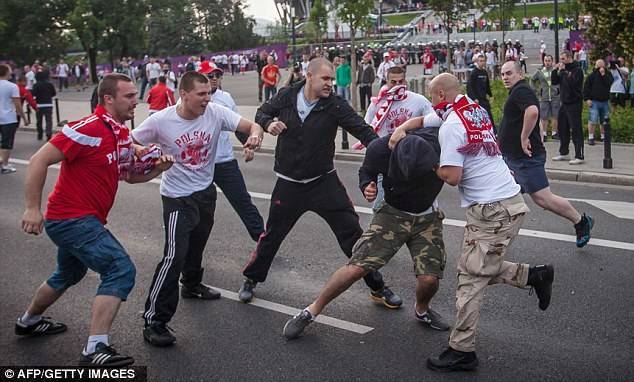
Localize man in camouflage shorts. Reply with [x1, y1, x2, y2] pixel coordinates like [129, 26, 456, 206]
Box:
[283, 126, 451, 339]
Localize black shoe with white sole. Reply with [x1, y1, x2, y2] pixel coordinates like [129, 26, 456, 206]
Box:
[15, 317, 67, 336]
[181, 283, 221, 300]
[415, 308, 451, 331]
[79, 342, 134, 367]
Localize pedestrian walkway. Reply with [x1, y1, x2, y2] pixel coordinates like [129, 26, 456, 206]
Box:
[26, 99, 634, 187]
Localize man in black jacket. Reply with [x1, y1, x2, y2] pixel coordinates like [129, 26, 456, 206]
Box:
[583, 59, 613, 145]
[551, 51, 585, 164]
[282, 127, 449, 340]
[31, 71, 57, 141]
[466, 55, 495, 132]
[238, 58, 402, 309]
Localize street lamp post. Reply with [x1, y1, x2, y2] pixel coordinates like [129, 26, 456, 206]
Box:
[378, 0, 383, 40]
[554, 0, 559, 62]
[470, 13, 476, 43]
[523, 0, 527, 19]
[291, 7, 296, 61]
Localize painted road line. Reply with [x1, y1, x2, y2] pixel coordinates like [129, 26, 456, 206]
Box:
[10, 158, 634, 252]
[206, 287, 374, 335]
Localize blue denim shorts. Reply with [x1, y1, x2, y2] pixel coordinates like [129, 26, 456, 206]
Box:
[504, 154, 549, 194]
[588, 100, 609, 124]
[44, 216, 136, 301]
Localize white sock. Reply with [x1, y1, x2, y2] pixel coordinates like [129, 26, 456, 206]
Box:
[83, 334, 109, 355]
[20, 312, 42, 326]
[303, 307, 316, 320]
[588, 133, 594, 139]
[601, 133, 605, 139]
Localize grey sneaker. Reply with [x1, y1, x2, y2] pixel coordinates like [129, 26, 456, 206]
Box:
[370, 286, 403, 309]
[238, 279, 257, 303]
[283, 309, 314, 339]
[552, 155, 570, 161]
[415, 307, 451, 331]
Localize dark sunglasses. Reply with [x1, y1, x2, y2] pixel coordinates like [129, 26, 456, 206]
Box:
[208, 72, 223, 79]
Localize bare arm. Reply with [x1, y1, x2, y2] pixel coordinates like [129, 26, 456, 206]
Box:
[236, 118, 264, 162]
[22, 143, 65, 235]
[125, 155, 175, 184]
[436, 165, 463, 187]
[521, 105, 539, 156]
[13, 98, 27, 125]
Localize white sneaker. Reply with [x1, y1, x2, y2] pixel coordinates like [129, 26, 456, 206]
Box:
[569, 158, 585, 165]
[552, 155, 570, 161]
[1, 166, 16, 174]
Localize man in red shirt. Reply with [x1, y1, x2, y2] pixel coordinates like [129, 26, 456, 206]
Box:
[261, 56, 281, 101]
[18, 73, 174, 367]
[146, 75, 175, 115]
[16, 75, 38, 125]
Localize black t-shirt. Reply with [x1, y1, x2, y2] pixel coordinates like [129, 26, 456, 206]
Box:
[498, 80, 545, 160]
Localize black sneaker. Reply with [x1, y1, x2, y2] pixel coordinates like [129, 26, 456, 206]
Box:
[15, 317, 67, 336]
[370, 286, 403, 309]
[588, 138, 595, 146]
[552, 133, 559, 140]
[574, 214, 594, 248]
[238, 279, 257, 303]
[283, 309, 314, 340]
[415, 307, 450, 331]
[427, 347, 479, 372]
[181, 283, 221, 300]
[79, 342, 134, 367]
[143, 322, 176, 347]
[527, 264, 555, 311]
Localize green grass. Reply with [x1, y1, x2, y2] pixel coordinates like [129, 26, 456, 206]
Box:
[485, 3, 558, 21]
[382, 12, 422, 26]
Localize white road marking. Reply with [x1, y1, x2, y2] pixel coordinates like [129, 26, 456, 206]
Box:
[10, 158, 634, 252]
[213, 287, 374, 335]
[569, 198, 634, 220]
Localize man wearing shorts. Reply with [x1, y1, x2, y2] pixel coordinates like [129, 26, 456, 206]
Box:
[18, 73, 174, 366]
[531, 54, 560, 141]
[283, 126, 448, 339]
[583, 59, 613, 145]
[0, 64, 28, 174]
[500, 61, 594, 248]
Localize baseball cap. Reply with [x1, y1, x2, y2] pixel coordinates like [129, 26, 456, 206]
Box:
[383, 52, 390, 57]
[199, 61, 222, 74]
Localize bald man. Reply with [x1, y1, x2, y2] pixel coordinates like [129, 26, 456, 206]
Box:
[391, 73, 554, 372]
[238, 58, 402, 310]
[500, 60, 593, 248]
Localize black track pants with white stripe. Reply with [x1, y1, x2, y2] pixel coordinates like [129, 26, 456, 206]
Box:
[144, 184, 217, 325]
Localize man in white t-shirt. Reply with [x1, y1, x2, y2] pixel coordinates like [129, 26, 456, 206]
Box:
[56, 59, 70, 91]
[363, 65, 433, 209]
[145, 57, 161, 86]
[0, 64, 28, 174]
[391, 73, 554, 372]
[376, 53, 396, 86]
[230, 53, 240, 76]
[24, 66, 36, 90]
[133, 71, 264, 347]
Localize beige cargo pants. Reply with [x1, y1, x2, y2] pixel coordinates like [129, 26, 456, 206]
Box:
[449, 193, 530, 352]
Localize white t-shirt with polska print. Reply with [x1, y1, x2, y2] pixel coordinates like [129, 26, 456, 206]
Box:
[133, 103, 240, 198]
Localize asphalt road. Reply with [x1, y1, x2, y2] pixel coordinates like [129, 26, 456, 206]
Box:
[1, 130, 633, 382]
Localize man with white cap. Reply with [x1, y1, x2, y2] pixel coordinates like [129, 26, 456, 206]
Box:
[377, 52, 395, 87]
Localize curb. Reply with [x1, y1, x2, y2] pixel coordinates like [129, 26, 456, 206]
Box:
[236, 145, 634, 187]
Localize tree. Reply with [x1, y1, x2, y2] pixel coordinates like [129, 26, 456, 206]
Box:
[335, 0, 374, 111]
[193, 0, 260, 52]
[428, 0, 472, 71]
[477, 0, 514, 60]
[0, 0, 74, 65]
[148, 0, 205, 57]
[67, 0, 147, 83]
[581, 0, 634, 60]
[305, 0, 328, 44]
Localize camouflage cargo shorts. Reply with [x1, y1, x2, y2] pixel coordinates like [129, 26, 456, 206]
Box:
[349, 203, 446, 278]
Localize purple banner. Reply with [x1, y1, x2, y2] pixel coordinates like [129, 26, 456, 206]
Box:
[97, 43, 288, 73]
